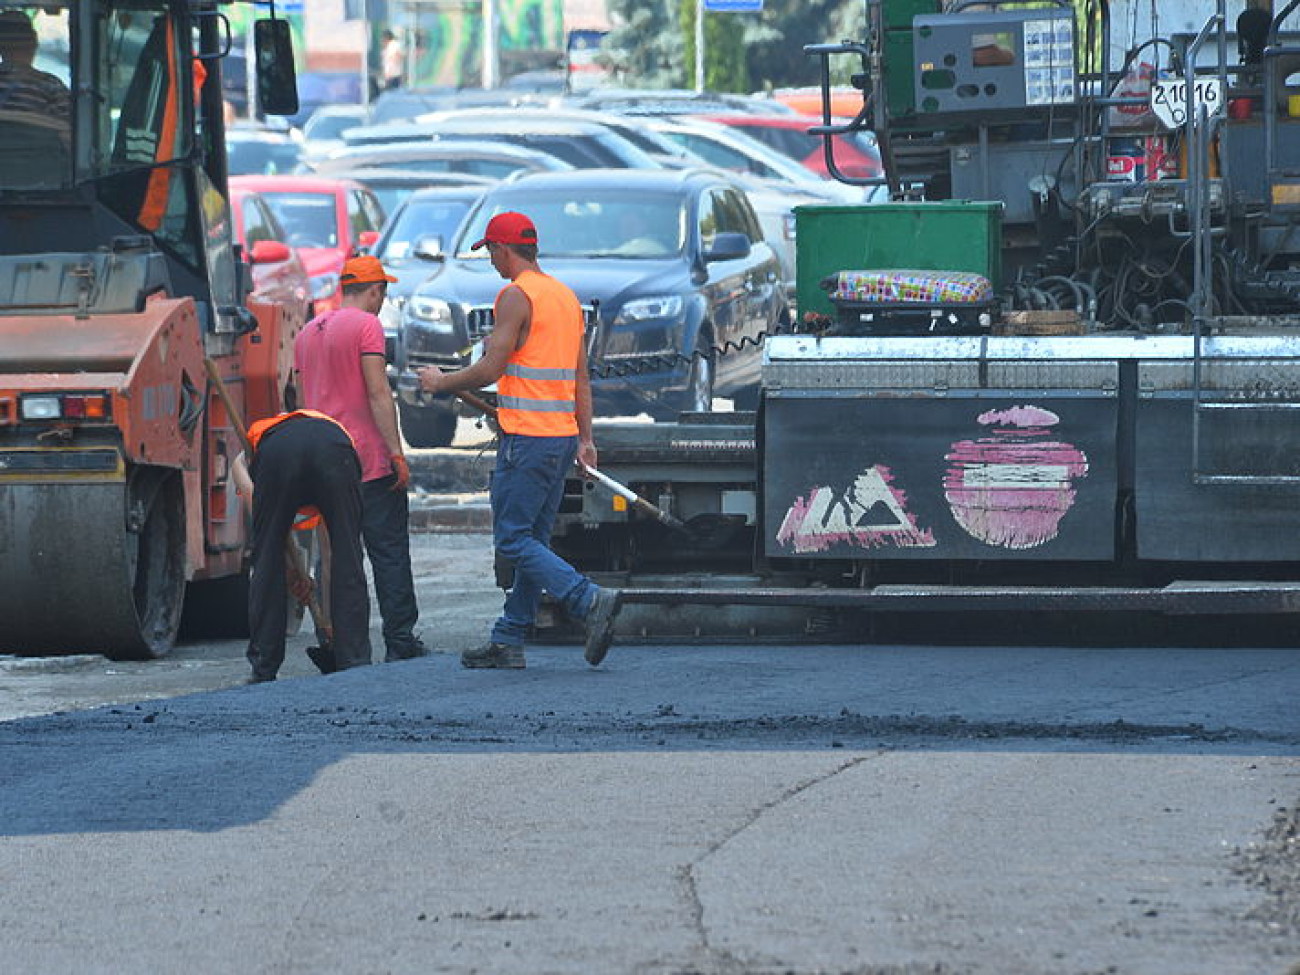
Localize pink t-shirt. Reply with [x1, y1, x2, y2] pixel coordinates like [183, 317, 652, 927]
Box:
[294, 306, 392, 482]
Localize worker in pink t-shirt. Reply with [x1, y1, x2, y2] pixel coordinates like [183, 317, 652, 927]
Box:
[294, 255, 426, 662]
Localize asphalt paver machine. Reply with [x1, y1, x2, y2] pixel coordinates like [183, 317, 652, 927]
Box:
[554, 0, 1300, 627]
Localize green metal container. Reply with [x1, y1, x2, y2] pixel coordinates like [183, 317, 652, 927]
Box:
[794, 201, 1004, 320]
[883, 28, 918, 120]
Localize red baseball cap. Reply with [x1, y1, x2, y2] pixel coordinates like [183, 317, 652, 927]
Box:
[471, 211, 538, 250]
[340, 255, 397, 285]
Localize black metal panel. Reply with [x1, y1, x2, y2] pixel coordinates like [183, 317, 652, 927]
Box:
[763, 392, 1117, 561]
[0, 449, 120, 473]
[1136, 398, 1300, 561]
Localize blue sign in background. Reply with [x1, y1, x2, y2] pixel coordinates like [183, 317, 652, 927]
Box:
[703, 0, 763, 11]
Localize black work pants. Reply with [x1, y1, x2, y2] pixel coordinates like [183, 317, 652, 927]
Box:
[361, 474, 421, 659]
[247, 416, 370, 679]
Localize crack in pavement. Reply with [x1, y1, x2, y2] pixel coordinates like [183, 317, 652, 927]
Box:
[679, 753, 880, 974]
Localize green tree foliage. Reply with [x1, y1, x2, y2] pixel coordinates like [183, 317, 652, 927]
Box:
[599, 0, 867, 92]
[680, 0, 751, 93]
[599, 0, 685, 87]
[743, 0, 867, 90]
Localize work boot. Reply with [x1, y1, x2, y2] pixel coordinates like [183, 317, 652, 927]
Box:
[385, 638, 429, 663]
[461, 642, 525, 669]
[306, 643, 336, 675]
[583, 587, 621, 667]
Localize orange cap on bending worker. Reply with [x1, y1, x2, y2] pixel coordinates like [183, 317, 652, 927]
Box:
[339, 254, 397, 286]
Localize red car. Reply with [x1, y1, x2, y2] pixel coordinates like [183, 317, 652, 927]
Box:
[229, 175, 387, 313]
[701, 114, 883, 181]
[227, 181, 312, 320]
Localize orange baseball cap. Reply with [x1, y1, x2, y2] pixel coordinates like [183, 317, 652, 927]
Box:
[340, 255, 397, 285]
[472, 211, 538, 250]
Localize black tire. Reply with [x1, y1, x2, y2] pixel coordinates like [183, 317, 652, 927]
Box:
[399, 399, 457, 448]
[118, 475, 187, 659]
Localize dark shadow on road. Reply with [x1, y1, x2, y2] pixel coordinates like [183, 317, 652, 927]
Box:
[0, 639, 1296, 836]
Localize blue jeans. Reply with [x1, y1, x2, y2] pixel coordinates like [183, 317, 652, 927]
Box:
[490, 433, 595, 645]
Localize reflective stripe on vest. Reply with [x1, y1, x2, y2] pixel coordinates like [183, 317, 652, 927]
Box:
[505, 364, 577, 381]
[497, 269, 583, 437]
[498, 394, 576, 412]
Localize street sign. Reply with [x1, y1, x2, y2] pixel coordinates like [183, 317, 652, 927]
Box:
[703, 0, 763, 11]
[1151, 77, 1225, 129]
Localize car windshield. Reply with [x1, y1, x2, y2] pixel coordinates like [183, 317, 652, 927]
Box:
[457, 190, 686, 260]
[378, 196, 479, 259]
[259, 192, 339, 248]
[304, 113, 365, 142]
[228, 138, 303, 176]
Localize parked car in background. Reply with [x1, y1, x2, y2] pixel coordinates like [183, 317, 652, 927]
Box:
[644, 117, 867, 202]
[227, 124, 304, 176]
[299, 104, 372, 167]
[308, 140, 573, 181]
[344, 113, 662, 170]
[703, 114, 883, 181]
[230, 175, 386, 314]
[371, 183, 493, 401]
[769, 86, 866, 118]
[368, 86, 534, 125]
[396, 168, 788, 444]
[325, 169, 496, 217]
[227, 182, 313, 322]
[419, 105, 695, 168]
[286, 71, 367, 128]
[567, 88, 796, 117]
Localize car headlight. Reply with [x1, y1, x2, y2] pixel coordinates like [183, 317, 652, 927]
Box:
[615, 294, 684, 323]
[309, 272, 339, 301]
[407, 295, 454, 332]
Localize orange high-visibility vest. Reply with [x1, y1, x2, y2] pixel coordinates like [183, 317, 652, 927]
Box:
[497, 270, 583, 437]
[246, 410, 355, 531]
[247, 409, 353, 452]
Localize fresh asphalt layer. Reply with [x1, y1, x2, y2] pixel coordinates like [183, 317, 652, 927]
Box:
[2, 641, 1298, 974]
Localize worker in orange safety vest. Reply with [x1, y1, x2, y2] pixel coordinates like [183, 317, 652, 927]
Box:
[235, 410, 372, 682]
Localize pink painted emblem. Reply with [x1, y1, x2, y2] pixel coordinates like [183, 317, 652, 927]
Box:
[944, 406, 1089, 550]
[777, 465, 935, 553]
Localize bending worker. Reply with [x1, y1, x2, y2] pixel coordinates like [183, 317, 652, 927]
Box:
[417, 210, 620, 669]
[238, 409, 372, 682]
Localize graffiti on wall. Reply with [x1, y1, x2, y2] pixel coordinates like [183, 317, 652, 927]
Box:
[777, 466, 936, 553]
[409, 0, 563, 87]
[776, 405, 1091, 555]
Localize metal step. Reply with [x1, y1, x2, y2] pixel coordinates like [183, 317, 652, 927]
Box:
[618, 582, 1300, 615]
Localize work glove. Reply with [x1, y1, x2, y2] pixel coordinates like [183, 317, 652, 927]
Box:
[391, 453, 410, 491]
[287, 569, 314, 605]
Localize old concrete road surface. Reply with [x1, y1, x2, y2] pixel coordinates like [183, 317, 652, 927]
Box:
[2, 613, 1299, 972]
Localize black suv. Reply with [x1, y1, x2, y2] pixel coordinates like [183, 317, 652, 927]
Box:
[394, 169, 788, 445]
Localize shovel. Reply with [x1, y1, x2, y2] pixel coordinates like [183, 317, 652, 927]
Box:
[453, 389, 743, 545]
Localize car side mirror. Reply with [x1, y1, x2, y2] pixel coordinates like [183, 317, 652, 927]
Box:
[249, 239, 292, 264]
[357, 230, 380, 252]
[254, 19, 299, 117]
[413, 235, 446, 261]
[704, 231, 751, 263]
